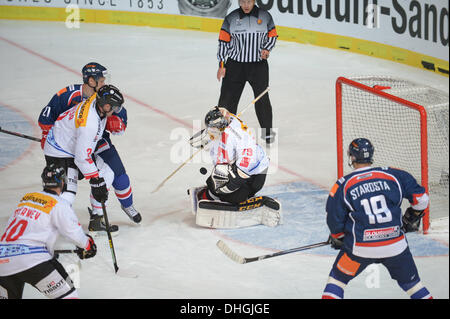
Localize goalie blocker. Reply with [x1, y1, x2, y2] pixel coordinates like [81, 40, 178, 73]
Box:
[188, 187, 282, 229]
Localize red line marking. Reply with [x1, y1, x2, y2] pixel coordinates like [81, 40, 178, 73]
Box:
[0, 35, 308, 180]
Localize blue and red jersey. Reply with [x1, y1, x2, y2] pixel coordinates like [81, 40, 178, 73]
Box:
[326, 166, 429, 258]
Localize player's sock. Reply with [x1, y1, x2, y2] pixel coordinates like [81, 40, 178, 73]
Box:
[399, 280, 433, 299]
[113, 173, 133, 208]
[322, 275, 346, 299]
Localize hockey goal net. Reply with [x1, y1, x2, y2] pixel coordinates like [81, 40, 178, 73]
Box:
[336, 76, 449, 233]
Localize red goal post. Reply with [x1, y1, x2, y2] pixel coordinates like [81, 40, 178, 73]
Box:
[336, 76, 449, 234]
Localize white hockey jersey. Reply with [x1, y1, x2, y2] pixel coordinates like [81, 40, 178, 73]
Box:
[0, 191, 88, 276]
[209, 115, 269, 175]
[44, 94, 106, 179]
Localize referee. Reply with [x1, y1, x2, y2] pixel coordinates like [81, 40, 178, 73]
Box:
[216, 0, 278, 144]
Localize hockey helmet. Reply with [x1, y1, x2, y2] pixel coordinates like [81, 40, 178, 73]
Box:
[348, 138, 374, 165]
[204, 106, 229, 130]
[96, 84, 124, 113]
[82, 62, 108, 85]
[41, 163, 67, 190]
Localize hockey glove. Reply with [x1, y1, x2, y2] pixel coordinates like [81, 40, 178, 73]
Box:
[216, 164, 249, 195]
[401, 207, 425, 233]
[327, 233, 344, 250]
[106, 115, 126, 135]
[90, 177, 108, 203]
[210, 164, 230, 191]
[76, 234, 97, 260]
[39, 124, 53, 150]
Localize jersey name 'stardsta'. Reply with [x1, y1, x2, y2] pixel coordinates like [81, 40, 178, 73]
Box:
[218, 6, 278, 63]
[326, 166, 429, 258]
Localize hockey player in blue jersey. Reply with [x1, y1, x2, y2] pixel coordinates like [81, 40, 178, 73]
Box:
[322, 138, 432, 299]
[38, 62, 142, 233]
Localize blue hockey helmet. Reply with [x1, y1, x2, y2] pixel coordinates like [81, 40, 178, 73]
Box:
[348, 138, 374, 165]
[82, 62, 108, 84]
[41, 163, 67, 190]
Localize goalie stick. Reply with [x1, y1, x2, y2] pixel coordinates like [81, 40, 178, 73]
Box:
[151, 87, 270, 194]
[216, 240, 330, 264]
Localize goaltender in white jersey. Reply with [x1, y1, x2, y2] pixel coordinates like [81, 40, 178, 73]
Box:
[189, 107, 281, 229]
[0, 164, 97, 299]
[209, 112, 269, 176]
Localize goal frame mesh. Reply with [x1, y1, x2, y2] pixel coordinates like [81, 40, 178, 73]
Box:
[335, 76, 443, 233]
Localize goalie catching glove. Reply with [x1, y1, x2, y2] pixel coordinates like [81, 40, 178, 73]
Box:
[211, 163, 250, 195]
[401, 207, 425, 233]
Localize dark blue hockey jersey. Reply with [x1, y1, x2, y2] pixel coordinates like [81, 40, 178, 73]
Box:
[326, 166, 429, 258]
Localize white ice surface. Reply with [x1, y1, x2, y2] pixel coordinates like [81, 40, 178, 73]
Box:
[0, 20, 448, 299]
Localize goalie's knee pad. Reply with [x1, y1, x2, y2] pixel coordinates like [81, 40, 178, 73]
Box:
[195, 196, 281, 229]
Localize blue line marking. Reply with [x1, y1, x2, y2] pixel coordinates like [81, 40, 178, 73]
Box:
[0, 105, 34, 169]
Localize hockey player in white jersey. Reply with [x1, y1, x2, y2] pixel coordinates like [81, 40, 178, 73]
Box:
[189, 107, 281, 229]
[43, 84, 124, 233]
[0, 164, 96, 299]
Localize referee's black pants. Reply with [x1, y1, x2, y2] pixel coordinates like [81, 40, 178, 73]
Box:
[218, 59, 273, 137]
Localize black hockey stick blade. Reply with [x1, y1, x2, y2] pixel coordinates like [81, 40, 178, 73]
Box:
[216, 240, 330, 264]
[0, 126, 41, 142]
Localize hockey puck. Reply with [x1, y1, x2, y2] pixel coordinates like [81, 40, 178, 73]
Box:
[200, 167, 207, 175]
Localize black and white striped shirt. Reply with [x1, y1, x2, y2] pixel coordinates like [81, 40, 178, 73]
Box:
[217, 6, 278, 64]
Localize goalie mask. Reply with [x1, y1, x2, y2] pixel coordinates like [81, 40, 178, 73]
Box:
[204, 106, 229, 139]
[348, 138, 374, 167]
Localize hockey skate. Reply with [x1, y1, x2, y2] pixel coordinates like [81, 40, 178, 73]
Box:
[88, 207, 119, 236]
[121, 205, 142, 223]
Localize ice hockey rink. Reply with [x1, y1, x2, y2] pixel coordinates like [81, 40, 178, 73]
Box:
[0, 19, 448, 300]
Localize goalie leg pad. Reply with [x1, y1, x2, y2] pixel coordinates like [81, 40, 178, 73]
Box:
[196, 196, 281, 229]
[188, 186, 209, 215]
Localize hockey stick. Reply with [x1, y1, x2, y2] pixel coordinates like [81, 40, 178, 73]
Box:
[101, 202, 138, 278]
[150, 146, 203, 194]
[152, 88, 271, 194]
[54, 249, 78, 255]
[0, 126, 41, 142]
[101, 201, 119, 273]
[216, 240, 330, 264]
